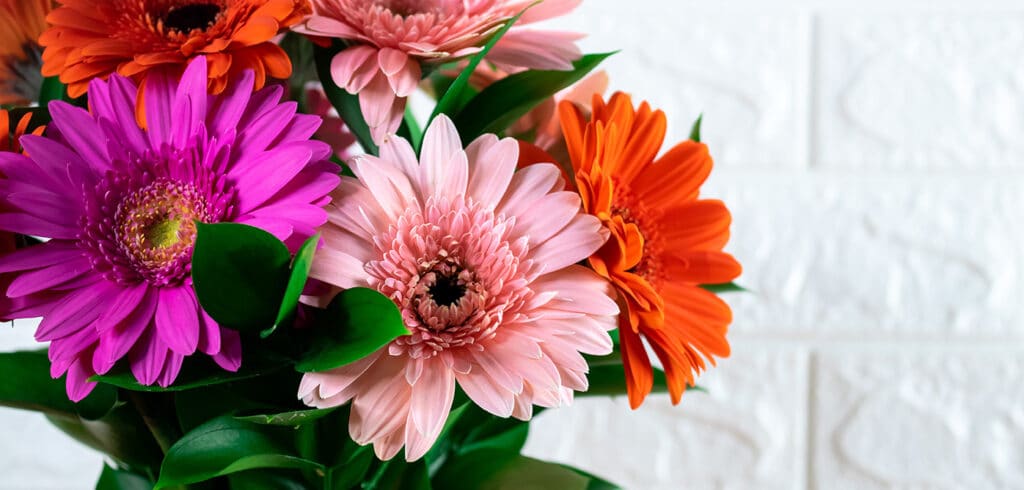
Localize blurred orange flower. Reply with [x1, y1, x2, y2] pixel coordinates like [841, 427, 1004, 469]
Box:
[559, 93, 742, 408]
[0, 0, 52, 105]
[39, 0, 309, 98]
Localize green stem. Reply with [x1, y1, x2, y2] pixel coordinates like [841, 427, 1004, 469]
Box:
[128, 391, 180, 454]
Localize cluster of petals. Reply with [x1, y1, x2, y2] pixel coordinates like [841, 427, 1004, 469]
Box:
[559, 92, 743, 408]
[39, 0, 309, 98]
[0, 57, 339, 400]
[294, 0, 584, 142]
[299, 115, 617, 461]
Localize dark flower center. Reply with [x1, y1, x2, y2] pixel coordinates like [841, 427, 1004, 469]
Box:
[427, 272, 467, 307]
[163, 3, 222, 33]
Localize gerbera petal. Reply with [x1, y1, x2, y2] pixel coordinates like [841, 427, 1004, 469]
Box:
[155, 287, 200, 356]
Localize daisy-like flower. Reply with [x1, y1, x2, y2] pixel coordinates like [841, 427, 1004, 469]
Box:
[559, 93, 742, 408]
[294, 0, 584, 142]
[0, 0, 51, 105]
[0, 57, 340, 400]
[39, 0, 310, 98]
[299, 116, 617, 461]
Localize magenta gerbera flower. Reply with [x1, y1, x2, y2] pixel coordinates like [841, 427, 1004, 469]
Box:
[0, 57, 340, 400]
[294, 0, 584, 142]
[299, 115, 617, 461]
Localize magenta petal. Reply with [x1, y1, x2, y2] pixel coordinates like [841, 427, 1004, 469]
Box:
[35, 282, 111, 341]
[95, 283, 150, 332]
[0, 241, 83, 274]
[157, 351, 185, 387]
[48, 101, 112, 175]
[196, 309, 221, 356]
[92, 287, 158, 374]
[49, 327, 99, 373]
[208, 70, 255, 136]
[7, 256, 93, 297]
[232, 145, 314, 213]
[129, 328, 170, 386]
[171, 57, 210, 147]
[144, 67, 176, 148]
[90, 75, 146, 155]
[212, 328, 242, 372]
[155, 286, 200, 355]
[65, 357, 98, 402]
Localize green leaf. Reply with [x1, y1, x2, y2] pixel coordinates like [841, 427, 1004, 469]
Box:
[426, 6, 532, 129]
[582, 361, 670, 397]
[156, 416, 322, 489]
[192, 223, 291, 332]
[93, 354, 287, 393]
[46, 403, 165, 474]
[235, 407, 337, 427]
[39, 76, 66, 106]
[700, 281, 747, 294]
[452, 52, 615, 142]
[95, 464, 153, 490]
[689, 114, 703, 142]
[313, 43, 379, 155]
[268, 233, 320, 338]
[559, 465, 622, 490]
[228, 470, 309, 490]
[434, 449, 597, 490]
[366, 459, 430, 490]
[295, 287, 410, 372]
[0, 350, 117, 420]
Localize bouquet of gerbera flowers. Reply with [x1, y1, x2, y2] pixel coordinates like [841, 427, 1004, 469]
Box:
[0, 0, 742, 487]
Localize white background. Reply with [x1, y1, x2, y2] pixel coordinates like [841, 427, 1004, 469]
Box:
[4, 0, 1024, 488]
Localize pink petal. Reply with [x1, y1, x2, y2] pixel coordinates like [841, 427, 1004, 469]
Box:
[527, 214, 607, 273]
[408, 358, 455, 438]
[331, 45, 380, 94]
[212, 328, 242, 372]
[512, 191, 581, 247]
[455, 368, 515, 417]
[65, 357, 98, 402]
[378, 48, 421, 97]
[419, 115, 467, 198]
[495, 163, 563, 219]
[465, 135, 518, 209]
[488, 30, 583, 71]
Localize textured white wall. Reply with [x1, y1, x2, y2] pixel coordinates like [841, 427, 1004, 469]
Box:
[3, 0, 1024, 488]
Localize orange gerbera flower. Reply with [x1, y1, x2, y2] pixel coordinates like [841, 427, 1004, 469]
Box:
[0, 0, 52, 105]
[559, 92, 742, 408]
[39, 0, 309, 98]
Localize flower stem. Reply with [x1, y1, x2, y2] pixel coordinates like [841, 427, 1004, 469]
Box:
[128, 391, 180, 454]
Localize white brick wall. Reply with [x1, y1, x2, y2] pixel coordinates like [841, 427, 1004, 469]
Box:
[3, 1, 1023, 488]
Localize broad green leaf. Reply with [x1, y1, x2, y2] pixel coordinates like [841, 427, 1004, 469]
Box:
[559, 465, 622, 490]
[0, 350, 117, 420]
[313, 43, 379, 155]
[326, 445, 376, 490]
[156, 416, 322, 489]
[433, 449, 596, 490]
[173, 369, 304, 433]
[295, 287, 410, 372]
[454, 405, 529, 456]
[268, 233, 321, 338]
[235, 407, 337, 427]
[192, 223, 291, 331]
[426, 6, 532, 130]
[452, 52, 615, 141]
[689, 114, 704, 142]
[95, 464, 153, 490]
[700, 281, 747, 294]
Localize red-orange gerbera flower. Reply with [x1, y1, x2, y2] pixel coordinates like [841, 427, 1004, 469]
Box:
[0, 0, 52, 105]
[39, 0, 309, 98]
[559, 92, 742, 408]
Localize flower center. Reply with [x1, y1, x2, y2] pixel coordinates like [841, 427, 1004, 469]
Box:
[162, 3, 222, 33]
[115, 179, 208, 277]
[367, 196, 534, 359]
[611, 182, 664, 287]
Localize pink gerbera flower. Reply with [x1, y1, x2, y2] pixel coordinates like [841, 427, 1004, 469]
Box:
[0, 57, 340, 400]
[299, 115, 617, 461]
[294, 0, 584, 141]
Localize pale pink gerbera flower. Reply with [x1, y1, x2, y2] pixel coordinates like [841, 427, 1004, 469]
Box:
[294, 0, 584, 142]
[299, 115, 616, 461]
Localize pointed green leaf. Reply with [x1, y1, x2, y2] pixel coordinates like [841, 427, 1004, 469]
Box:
[156, 416, 322, 489]
[700, 281, 747, 294]
[434, 449, 599, 490]
[427, 5, 533, 129]
[295, 287, 410, 372]
[235, 407, 337, 427]
[689, 114, 703, 142]
[268, 233, 321, 338]
[192, 223, 291, 331]
[452, 52, 615, 141]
